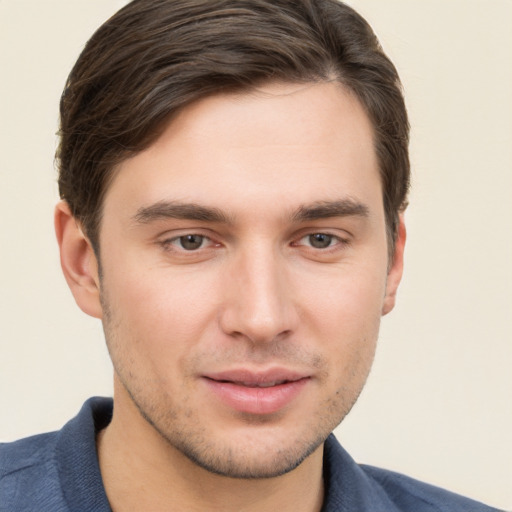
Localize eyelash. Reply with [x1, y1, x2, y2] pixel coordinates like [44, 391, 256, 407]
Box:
[161, 234, 217, 252]
[294, 233, 348, 251]
[159, 231, 349, 255]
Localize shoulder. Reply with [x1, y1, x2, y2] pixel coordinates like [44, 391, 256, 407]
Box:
[323, 435, 504, 512]
[360, 464, 505, 512]
[0, 431, 67, 511]
[0, 398, 112, 512]
[1, 431, 58, 482]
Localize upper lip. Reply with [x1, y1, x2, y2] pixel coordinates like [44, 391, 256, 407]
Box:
[203, 368, 310, 387]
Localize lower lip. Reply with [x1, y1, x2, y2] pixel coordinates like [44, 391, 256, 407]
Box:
[203, 378, 310, 415]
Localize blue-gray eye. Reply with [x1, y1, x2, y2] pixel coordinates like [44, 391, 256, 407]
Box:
[179, 234, 205, 250]
[308, 233, 333, 249]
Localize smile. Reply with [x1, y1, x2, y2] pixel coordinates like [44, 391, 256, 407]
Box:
[202, 369, 311, 415]
[227, 379, 289, 388]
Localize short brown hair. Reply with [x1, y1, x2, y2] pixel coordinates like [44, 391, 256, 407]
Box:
[57, 0, 409, 253]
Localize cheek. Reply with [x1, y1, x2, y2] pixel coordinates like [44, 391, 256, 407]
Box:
[102, 262, 220, 354]
[101, 277, 194, 392]
[298, 263, 387, 330]
[296, 265, 385, 378]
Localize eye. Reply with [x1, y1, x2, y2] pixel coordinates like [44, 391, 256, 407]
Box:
[302, 233, 337, 249]
[167, 234, 209, 251]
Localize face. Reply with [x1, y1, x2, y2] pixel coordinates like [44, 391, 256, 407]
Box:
[84, 82, 403, 478]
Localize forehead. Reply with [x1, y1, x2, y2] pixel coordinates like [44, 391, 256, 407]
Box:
[102, 81, 381, 222]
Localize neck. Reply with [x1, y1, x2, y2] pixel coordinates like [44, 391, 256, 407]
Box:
[97, 386, 325, 512]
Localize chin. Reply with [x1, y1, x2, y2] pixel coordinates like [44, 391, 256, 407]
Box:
[168, 428, 327, 479]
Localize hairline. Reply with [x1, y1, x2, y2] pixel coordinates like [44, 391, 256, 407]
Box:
[83, 78, 400, 266]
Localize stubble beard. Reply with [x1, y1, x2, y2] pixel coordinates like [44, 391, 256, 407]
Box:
[100, 291, 374, 480]
[119, 377, 358, 479]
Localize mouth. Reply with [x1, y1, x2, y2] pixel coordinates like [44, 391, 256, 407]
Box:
[202, 369, 311, 415]
[222, 379, 290, 388]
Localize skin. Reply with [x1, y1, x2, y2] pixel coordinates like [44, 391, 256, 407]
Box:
[56, 81, 405, 512]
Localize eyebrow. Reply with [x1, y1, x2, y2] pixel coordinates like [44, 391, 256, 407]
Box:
[133, 201, 232, 225]
[291, 199, 369, 222]
[132, 198, 369, 226]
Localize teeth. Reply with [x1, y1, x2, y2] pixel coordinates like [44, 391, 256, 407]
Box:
[239, 380, 286, 388]
[256, 382, 274, 388]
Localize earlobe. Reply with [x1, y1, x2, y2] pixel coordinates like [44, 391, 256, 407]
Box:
[382, 214, 406, 316]
[55, 201, 103, 319]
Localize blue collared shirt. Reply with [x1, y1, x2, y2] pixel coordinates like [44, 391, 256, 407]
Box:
[0, 397, 504, 511]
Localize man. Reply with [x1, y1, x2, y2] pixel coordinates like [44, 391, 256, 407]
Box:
[0, 1, 504, 511]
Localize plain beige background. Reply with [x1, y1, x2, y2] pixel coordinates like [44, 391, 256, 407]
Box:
[1, 1, 511, 509]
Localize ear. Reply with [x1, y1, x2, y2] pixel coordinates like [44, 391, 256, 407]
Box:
[55, 201, 103, 318]
[382, 214, 406, 316]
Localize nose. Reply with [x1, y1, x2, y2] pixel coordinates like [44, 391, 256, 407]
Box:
[218, 243, 298, 345]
